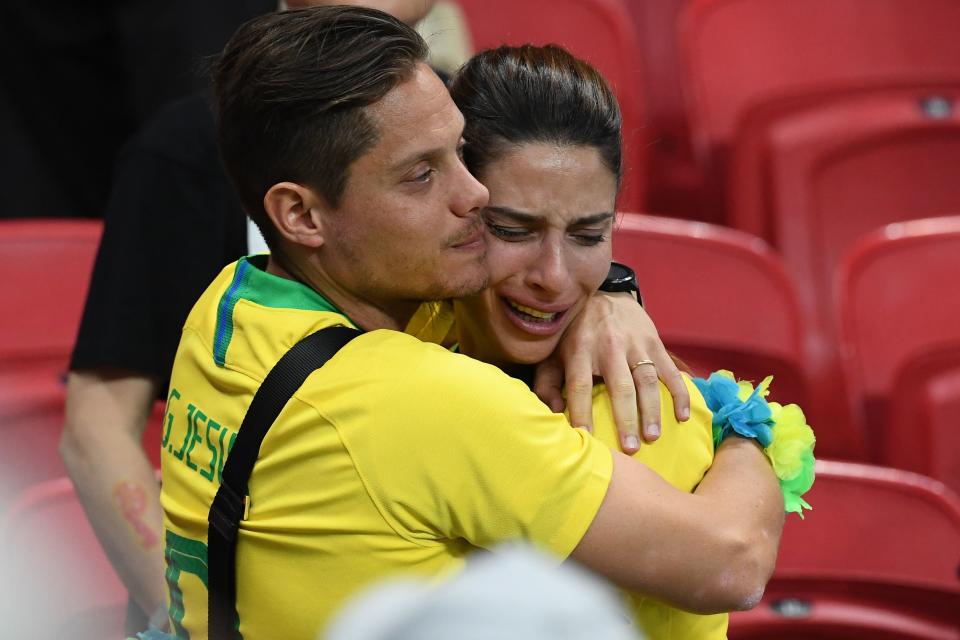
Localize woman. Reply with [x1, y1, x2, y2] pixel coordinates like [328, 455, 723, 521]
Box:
[446, 45, 815, 639]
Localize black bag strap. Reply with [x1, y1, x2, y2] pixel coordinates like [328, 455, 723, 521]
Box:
[207, 325, 360, 640]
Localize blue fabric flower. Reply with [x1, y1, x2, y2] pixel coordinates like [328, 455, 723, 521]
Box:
[693, 371, 774, 448]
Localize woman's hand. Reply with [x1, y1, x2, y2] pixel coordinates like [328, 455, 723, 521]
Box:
[533, 291, 690, 453]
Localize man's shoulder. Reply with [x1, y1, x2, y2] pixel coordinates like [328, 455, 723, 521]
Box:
[179, 260, 245, 336]
[318, 330, 542, 417]
[346, 330, 514, 385]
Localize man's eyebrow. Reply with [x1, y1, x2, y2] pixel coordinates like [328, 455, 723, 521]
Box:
[391, 146, 445, 171]
[485, 206, 615, 226]
[391, 126, 466, 172]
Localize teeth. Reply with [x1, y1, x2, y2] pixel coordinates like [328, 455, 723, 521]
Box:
[507, 299, 558, 321]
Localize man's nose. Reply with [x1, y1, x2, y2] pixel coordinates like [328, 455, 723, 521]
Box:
[451, 163, 489, 217]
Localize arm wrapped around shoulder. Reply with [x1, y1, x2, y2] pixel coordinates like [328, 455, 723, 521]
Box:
[569, 368, 816, 613]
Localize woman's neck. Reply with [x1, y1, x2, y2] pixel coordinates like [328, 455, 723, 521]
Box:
[453, 302, 537, 389]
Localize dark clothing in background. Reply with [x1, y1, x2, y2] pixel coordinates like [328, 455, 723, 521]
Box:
[70, 93, 247, 397]
[0, 0, 273, 219]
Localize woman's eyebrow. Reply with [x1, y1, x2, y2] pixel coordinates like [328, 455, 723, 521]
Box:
[571, 211, 616, 226]
[484, 206, 542, 223]
[485, 207, 615, 226]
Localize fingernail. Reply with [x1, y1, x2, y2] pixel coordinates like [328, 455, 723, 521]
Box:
[625, 435, 640, 450]
[646, 423, 661, 439]
[681, 407, 690, 421]
[579, 424, 593, 433]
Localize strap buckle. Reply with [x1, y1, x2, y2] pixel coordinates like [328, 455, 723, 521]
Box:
[208, 481, 246, 544]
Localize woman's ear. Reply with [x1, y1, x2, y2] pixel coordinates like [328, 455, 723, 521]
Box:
[263, 182, 326, 249]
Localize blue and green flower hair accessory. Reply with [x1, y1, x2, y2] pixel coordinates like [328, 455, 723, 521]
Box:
[693, 370, 816, 518]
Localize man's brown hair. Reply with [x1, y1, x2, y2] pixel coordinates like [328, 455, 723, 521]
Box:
[214, 6, 428, 254]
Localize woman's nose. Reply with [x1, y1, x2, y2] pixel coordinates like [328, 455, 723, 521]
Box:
[527, 242, 572, 296]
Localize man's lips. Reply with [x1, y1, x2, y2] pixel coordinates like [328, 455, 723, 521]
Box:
[451, 225, 485, 250]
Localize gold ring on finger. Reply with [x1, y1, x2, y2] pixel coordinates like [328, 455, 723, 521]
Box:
[629, 359, 656, 372]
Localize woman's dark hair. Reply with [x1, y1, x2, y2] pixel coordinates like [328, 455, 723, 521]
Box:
[449, 44, 622, 187]
[214, 6, 428, 254]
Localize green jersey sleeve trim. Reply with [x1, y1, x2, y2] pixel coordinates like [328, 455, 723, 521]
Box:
[213, 258, 253, 367]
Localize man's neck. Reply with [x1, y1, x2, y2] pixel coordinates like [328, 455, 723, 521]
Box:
[265, 256, 417, 332]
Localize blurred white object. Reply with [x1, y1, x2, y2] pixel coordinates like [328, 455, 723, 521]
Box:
[324, 544, 642, 640]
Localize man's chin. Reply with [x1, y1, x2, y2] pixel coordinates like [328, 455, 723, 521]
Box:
[424, 274, 489, 303]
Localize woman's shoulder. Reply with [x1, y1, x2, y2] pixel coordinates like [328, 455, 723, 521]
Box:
[585, 374, 712, 437]
[583, 375, 716, 492]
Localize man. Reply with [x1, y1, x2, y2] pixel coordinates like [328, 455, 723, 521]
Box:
[159, 6, 783, 639]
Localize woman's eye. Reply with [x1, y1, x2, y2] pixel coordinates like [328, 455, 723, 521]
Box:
[487, 223, 530, 240]
[572, 233, 607, 246]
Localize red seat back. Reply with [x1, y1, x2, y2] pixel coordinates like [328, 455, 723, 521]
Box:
[765, 92, 960, 320]
[612, 213, 808, 409]
[0, 477, 127, 638]
[728, 85, 960, 243]
[624, 0, 703, 218]
[0, 219, 102, 362]
[0, 220, 102, 509]
[777, 460, 960, 590]
[729, 460, 960, 639]
[679, 0, 960, 160]
[839, 218, 960, 487]
[729, 581, 960, 639]
[454, 0, 647, 212]
[885, 349, 960, 495]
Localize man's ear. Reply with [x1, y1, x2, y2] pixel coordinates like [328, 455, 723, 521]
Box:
[263, 182, 327, 249]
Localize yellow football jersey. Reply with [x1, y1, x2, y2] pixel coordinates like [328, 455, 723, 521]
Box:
[160, 256, 612, 640]
[584, 381, 728, 639]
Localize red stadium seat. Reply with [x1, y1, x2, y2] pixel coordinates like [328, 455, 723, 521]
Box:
[679, 0, 960, 223]
[454, 0, 648, 212]
[726, 90, 960, 460]
[729, 460, 960, 639]
[0, 220, 102, 509]
[0, 218, 101, 409]
[680, 0, 960, 158]
[729, 582, 960, 639]
[0, 219, 101, 362]
[839, 217, 960, 491]
[728, 85, 960, 243]
[886, 350, 960, 494]
[624, 0, 703, 218]
[0, 477, 127, 639]
[612, 214, 813, 413]
[763, 91, 960, 313]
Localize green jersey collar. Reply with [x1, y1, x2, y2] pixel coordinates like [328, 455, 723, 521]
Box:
[240, 254, 345, 315]
[212, 255, 356, 367]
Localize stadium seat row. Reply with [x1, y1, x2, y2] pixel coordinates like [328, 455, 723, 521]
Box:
[613, 213, 960, 492]
[3, 214, 959, 493]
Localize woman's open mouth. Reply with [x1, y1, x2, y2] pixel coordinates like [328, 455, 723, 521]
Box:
[501, 297, 568, 335]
